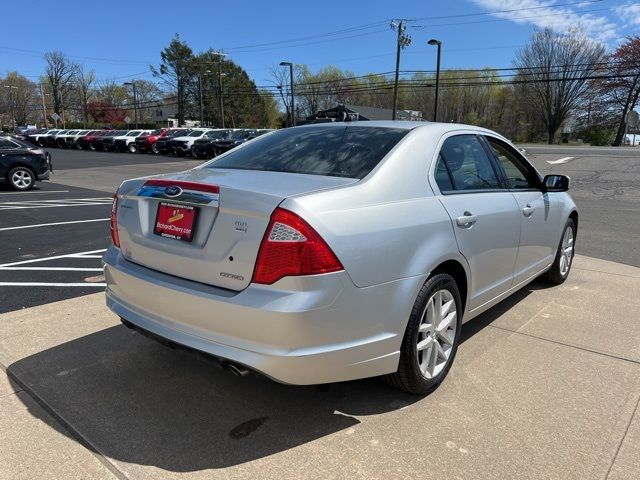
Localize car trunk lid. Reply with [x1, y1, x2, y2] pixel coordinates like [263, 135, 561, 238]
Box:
[116, 168, 357, 290]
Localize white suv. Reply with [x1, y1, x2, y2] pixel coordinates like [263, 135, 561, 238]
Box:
[114, 130, 151, 153]
[170, 128, 213, 156]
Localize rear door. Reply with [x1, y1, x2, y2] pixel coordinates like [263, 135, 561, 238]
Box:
[433, 134, 521, 310]
[482, 136, 559, 284]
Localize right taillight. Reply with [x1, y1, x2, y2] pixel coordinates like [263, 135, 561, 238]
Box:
[252, 208, 343, 285]
[110, 191, 120, 247]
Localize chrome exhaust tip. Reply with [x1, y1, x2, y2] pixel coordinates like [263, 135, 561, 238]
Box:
[224, 362, 250, 377]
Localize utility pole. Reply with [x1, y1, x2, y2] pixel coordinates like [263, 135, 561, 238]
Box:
[4, 85, 18, 131]
[217, 59, 225, 128]
[390, 20, 411, 120]
[124, 82, 139, 128]
[198, 73, 204, 127]
[39, 84, 48, 128]
[279, 62, 295, 126]
[428, 39, 442, 122]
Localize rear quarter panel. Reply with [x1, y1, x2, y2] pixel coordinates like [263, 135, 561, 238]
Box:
[282, 126, 465, 289]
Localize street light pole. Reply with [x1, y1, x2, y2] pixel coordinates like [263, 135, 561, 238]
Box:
[428, 39, 442, 122]
[4, 85, 18, 131]
[390, 20, 411, 120]
[279, 62, 295, 126]
[124, 82, 139, 128]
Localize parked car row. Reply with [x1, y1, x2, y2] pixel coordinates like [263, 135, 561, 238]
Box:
[20, 127, 273, 158]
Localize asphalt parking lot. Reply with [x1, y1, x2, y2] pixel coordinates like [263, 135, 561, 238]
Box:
[0, 144, 639, 479]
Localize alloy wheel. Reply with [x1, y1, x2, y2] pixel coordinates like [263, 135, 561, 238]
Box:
[11, 169, 33, 189]
[416, 289, 457, 379]
[559, 226, 574, 276]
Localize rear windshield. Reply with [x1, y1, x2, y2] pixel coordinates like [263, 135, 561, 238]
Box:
[207, 126, 409, 179]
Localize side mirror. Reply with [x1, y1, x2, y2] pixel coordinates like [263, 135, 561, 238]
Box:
[543, 174, 570, 192]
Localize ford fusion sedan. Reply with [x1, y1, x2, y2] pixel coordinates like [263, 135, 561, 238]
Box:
[104, 122, 577, 394]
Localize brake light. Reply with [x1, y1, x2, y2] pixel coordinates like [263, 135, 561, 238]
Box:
[252, 208, 343, 285]
[110, 191, 120, 247]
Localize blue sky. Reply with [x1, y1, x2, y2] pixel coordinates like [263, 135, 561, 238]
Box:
[1, 0, 638, 87]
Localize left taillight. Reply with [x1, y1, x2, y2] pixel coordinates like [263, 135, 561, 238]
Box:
[110, 191, 120, 247]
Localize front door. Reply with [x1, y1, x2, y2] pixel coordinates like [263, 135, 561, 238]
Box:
[483, 136, 559, 285]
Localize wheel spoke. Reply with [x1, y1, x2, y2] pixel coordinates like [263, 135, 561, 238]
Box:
[417, 336, 434, 352]
[437, 311, 456, 333]
[427, 341, 439, 376]
[437, 329, 454, 347]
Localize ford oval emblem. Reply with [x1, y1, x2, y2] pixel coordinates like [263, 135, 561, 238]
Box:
[164, 185, 183, 197]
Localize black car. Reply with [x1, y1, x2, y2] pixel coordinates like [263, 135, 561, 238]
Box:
[41, 129, 70, 148]
[191, 129, 231, 159]
[212, 129, 259, 156]
[0, 137, 51, 191]
[99, 130, 129, 152]
[153, 129, 192, 155]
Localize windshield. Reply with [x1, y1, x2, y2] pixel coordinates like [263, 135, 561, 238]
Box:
[148, 129, 163, 135]
[205, 130, 229, 138]
[229, 130, 252, 140]
[187, 130, 205, 137]
[207, 126, 409, 179]
[169, 129, 190, 137]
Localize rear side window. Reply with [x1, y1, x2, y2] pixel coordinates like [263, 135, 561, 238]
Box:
[438, 135, 501, 191]
[207, 126, 409, 179]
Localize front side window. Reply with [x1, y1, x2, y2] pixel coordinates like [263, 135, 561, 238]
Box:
[207, 126, 409, 179]
[438, 135, 501, 191]
[485, 137, 538, 189]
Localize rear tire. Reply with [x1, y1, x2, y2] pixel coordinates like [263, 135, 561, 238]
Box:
[385, 273, 462, 395]
[542, 218, 576, 285]
[7, 166, 35, 191]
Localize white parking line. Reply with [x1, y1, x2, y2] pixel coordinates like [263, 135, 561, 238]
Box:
[0, 249, 107, 267]
[0, 267, 103, 271]
[546, 156, 574, 164]
[0, 197, 112, 210]
[0, 218, 109, 232]
[0, 282, 106, 287]
[0, 190, 69, 195]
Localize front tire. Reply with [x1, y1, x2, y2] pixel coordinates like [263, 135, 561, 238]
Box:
[128, 143, 137, 153]
[7, 166, 35, 191]
[151, 144, 160, 154]
[385, 273, 462, 395]
[543, 218, 576, 285]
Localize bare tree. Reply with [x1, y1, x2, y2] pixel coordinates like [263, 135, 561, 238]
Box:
[270, 65, 291, 122]
[515, 28, 605, 144]
[75, 65, 96, 128]
[44, 51, 77, 118]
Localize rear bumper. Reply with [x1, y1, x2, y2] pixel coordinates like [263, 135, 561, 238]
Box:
[103, 246, 423, 385]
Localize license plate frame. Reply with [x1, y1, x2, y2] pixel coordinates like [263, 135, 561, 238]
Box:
[153, 202, 198, 242]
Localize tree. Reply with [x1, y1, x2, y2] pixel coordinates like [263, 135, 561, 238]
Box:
[602, 37, 640, 146]
[1, 72, 39, 126]
[43, 51, 77, 118]
[515, 28, 605, 144]
[151, 34, 195, 126]
[75, 65, 95, 128]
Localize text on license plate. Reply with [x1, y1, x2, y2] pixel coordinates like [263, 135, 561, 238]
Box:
[154, 202, 198, 242]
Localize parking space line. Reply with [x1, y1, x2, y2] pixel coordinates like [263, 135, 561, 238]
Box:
[0, 249, 106, 267]
[0, 282, 106, 287]
[0, 197, 113, 210]
[0, 267, 103, 271]
[0, 218, 109, 232]
[0, 190, 69, 195]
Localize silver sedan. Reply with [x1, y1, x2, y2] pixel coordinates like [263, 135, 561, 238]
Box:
[103, 122, 577, 394]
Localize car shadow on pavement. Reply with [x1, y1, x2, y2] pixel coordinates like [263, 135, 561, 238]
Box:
[7, 279, 546, 472]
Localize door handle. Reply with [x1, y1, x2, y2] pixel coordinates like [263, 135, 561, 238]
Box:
[522, 204, 534, 217]
[456, 211, 477, 227]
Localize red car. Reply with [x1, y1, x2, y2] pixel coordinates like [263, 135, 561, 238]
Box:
[76, 130, 113, 150]
[134, 128, 181, 154]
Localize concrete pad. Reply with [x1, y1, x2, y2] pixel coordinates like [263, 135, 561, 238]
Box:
[488, 255, 640, 363]
[0, 384, 117, 479]
[1, 256, 640, 479]
[607, 403, 640, 480]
